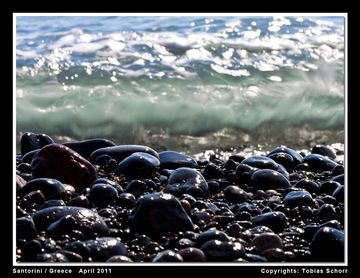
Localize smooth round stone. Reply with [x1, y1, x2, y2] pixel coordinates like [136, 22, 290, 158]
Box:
[294, 179, 319, 193]
[203, 163, 224, 179]
[91, 178, 119, 188]
[261, 248, 286, 261]
[38, 200, 66, 210]
[267, 152, 294, 170]
[118, 193, 136, 208]
[21, 149, 39, 164]
[31, 144, 97, 191]
[251, 212, 287, 233]
[200, 240, 245, 262]
[251, 169, 291, 190]
[107, 255, 133, 262]
[128, 193, 194, 238]
[178, 247, 206, 262]
[283, 190, 315, 208]
[332, 186, 344, 203]
[267, 146, 303, 165]
[250, 233, 283, 253]
[57, 250, 83, 262]
[331, 174, 344, 185]
[85, 237, 128, 262]
[113, 152, 160, 179]
[46, 215, 77, 239]
[316, 204, 338, 222]
[152, 250, 183, 262]
[303, 154, 338, 173]
[319, 181, 341, 195]
[19, 178, 65, 200]
[90, 145, 159, 163]
[67, 195, 90, 208]
[125, 180, 147, 198]
[32, 206, 108, 239]
[245, 226, 274, 238]
[245, 253, 268, 262]
[242, 156, 278, 170]
[159, 151, 197, 169]
[196, 229, 231, 246]
[223, 186, 249, 204]
[37, 252, 69, 262]
[20, 132, 54, 155]
[236, 165, 257, 185]
[304, 220, 341, 241]
[17, 216, 37, 240]
[311, 227, 344, 262]
[89, 184, 119, 208]
[223, 159, 239, 171]
[63, 138, 115, 159]
[311, 145, 337, 159]
[165, 167, 209, 198]
[331, 165, 344, 176]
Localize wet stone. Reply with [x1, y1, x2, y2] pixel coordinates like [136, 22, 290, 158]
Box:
[21, 132, 54, 155]
[90, 145, 159, 163]
[89, 184, 119, 208]
[294, 179, 319, 193]
[178, 247, 206, 262]
[223, 159, 239, 171]
[32, 206, 108, 239]
[332, 186, 344, 203]
[196, 229, 231, 246]
[46, 215, 77, 239]
[319, 181, 341, 195]
[331, 174, 344, 185]
[159, 151, 197, 169]
[67, 195, 90, 208]
[251, 212, 287, 233]
[315, 204, 338, 222]
[39, 200, 66, 210]
[37, 252, 69, 262]
[21, 150, 39, 164]
[165, 167, 208, 198]
[63, 138, 115, 159]
[235, 164, 257, 184]
[304, 220, 342, 241]
[128, 193, 194, 238]
[250, 233, 283, 253]
[118, 193, 136, 208]
[262, 248, 286, 262]
[125, 180, 147, 198]
[57, 250, 83, 262]
[245, 253, 268, 262]
[203, 163, 224, 179]
[311, 145, 337, 159]
[267, 152, 294, 170]
[303, 154, 338, 173]
[200, 240, 245, 262]
[251, 169, 291, 190]
[19, 178, 65, 200]
[31, 144, 97, 192]
[113, 152, 160, 180]
[107, 255, 134, 262]
[223, 185, 249, 204]
[283, 190, 315, 208]
[17, 216, 37, 240]
[152, 250, 183, 262]
[85, 237, 128, 262]
[310, 227, 344, 262]
[267, 146, 303, 165]
[242, 155, 278, 170]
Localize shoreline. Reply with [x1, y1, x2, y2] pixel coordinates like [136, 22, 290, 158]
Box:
[15, 133, 345, 263]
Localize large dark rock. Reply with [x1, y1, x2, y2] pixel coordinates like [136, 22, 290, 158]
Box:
[159, 151, 197, 169]
[19, 178, 65, 200]
[20, 132, 54, 155]
[251, 169, 291, 190]
[303, 154, 338, 173]
[200, 240, 245, 261]
[84, 237, 128, 262]
[128, 193, 194, 238]
[113, 152, 160, 179]
[251, 212, 287, 233]
[311, 145, 337, 159]
[283, 190, 316, 208]
[310, 227, 344, 262]
[90, 145, 159, 163]
[31, 144, 97, 191]
[63, 138, 116, 159]
[165, 167, 208, 198]
[32, 206, 108, 239]
[267, 146, 303, 165]
[242, 155, 278, 170]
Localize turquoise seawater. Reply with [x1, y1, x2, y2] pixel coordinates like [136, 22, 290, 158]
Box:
[16, 15, 345, 152]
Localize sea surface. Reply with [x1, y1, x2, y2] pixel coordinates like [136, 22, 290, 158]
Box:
[15, 15, 345, 153]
